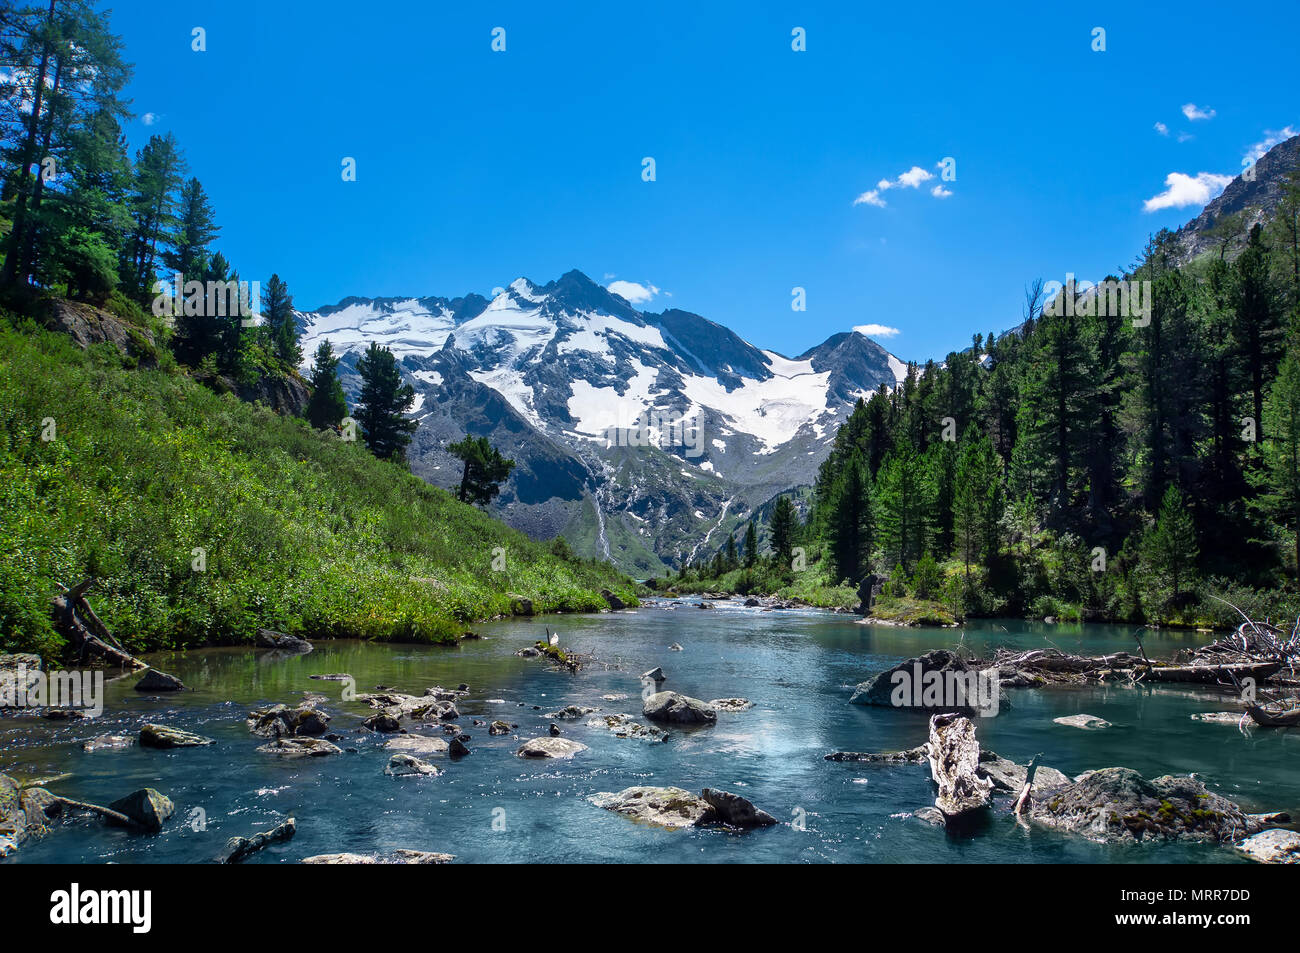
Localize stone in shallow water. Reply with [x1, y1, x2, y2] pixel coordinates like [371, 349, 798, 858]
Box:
[134, 669, 184, 692]
[586, 713, 668, 742]
[547, 705, 597, 719]
[83, 734, 134, 752]
[256, 737, 342, 758]
[591, 786, 717, 829]
[139, 723, 214, 748]
[1237, 829, 1300, 864]
[516, 737, 588, 759]
[700, 788, 777, 827]
[643, 691, 716, 725]
[384, 734, 448, 756]
[108, 788, 174, 832]
[1053, 714, 1111, 730]
[385, 754, 441, 777]
[1191, 712, 1245, 725]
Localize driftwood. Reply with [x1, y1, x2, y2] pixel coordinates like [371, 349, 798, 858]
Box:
[50, 578, 146, 670]
[927, 713, 992, 818]
[50, 796, 142, 829]
[1139, 661, 1281, 684]
[1246, 704, 1300, 728]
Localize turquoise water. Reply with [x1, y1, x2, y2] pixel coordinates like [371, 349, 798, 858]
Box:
[3, 600, 1296, 863]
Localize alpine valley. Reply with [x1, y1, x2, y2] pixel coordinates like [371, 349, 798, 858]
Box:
[293, 272, 908, 576]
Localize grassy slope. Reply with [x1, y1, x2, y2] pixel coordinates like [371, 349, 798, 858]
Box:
[0, 315, 637, 660]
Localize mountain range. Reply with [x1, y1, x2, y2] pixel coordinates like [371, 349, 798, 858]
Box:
[294, 271, 906, 575]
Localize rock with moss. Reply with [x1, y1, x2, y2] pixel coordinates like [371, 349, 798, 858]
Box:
[1031, 767, 1259, 843]
[591, 786, 718, 829]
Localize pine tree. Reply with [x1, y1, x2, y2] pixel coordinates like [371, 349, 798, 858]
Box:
[769, 495, 798, 567]
[121, 132, 187, 299]
[1140, 485, 1199, 608]
[1234, 224, 1283, 440]
[743, 521, 758, 568]
[355, 342, 417, 460]
[826, 452, 871, 583]
[874, 439, 934, 573]
[1260, 354, 1300, 579]
[447, 435, 516, 506]
[305, 339, 348, 430]
[952, 428, 1001, 578]
[725, 533, 738, 571]
[261, 273, 301, 367]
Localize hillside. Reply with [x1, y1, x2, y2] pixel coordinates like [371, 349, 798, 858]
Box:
[0, 307, 637, 661]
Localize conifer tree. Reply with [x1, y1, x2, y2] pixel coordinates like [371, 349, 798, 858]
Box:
[355, 342, 417, 460]
[305, 339, 348, 430]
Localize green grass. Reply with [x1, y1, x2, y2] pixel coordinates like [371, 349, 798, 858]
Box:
[0, 314, 637, 661]
[866, 596, 958, 627]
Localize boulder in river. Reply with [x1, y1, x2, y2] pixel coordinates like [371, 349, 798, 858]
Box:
[516, 737, 588, 759]
[139, 723, 214, 748]
[642, 666, 666, 683]
[700, 788, 778, 828]
[590, 786, 718, 829]
[547, 705, 597, 719]
[448, 736, 471, 758]
[488, 720, 513, 736]
[363, 713, 402, 732]
[385, 754, 441, 777]
[384, 734, 448, 756]
[643, 691, 717, 725]
[247, 703, 331, 739]
[134, 669, 183, 692]
[1030, 767, 1257, 843]
[256, 737, 343, 758]
[849, 649, 1003, 714]
[1236, 829, 1300, 864]
[977, 751, 1070, 795]
[219, 817, 296, 863]
[83, 734, 134, 752]
[107, 788, 174, 832]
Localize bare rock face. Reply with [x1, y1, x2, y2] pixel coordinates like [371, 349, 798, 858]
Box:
[643, 691, 717, 725]
[43, 299, 159, 367]
[590, 786, 718, 829]
[928, 713, 993, 818]
[516, 737, 588, 759]
[1030, 767, 1256, 843]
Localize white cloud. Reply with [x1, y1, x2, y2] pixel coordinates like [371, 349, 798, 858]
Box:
[1176, 132, 1194, 143]
[931, 185, 952, 198]
[606, 279, 660, 304]
[854, 163, 942, 208]
[1153, 121, 1169, 136]
[1245, 126, 1298, 163]
[1182, 103, 1216, 121]
[1142, 171, 1234, 213]
[854, 323, 900, 338]
[141, 112, 160, 126]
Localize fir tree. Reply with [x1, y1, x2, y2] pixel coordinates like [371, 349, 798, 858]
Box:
[305, 339, 348, 430]
[355, 342, 417, 460]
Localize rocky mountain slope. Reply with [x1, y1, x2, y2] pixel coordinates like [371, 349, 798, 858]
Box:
[295, 270, 906, 575]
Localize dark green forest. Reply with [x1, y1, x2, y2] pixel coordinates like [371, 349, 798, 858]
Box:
[678, 206, 1300, 628]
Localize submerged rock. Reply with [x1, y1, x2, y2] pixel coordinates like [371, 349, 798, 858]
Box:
[587, 713, 669, 742]
[643, 691, 717, 725]
[134, 669, 184, 692]
[139, 723, 214, 748]
[591, 786, 717, 829]
[708, 697, 752, 712]
[302, 849, 454, 864]
[256, 737, 343, 759]
[1191, 712, 1246, 725]
[547, 705, 597, 719]
[516, 737, 588, 759]
[1030, 767, 1256, 843]
[1053, 714, 1112, 730]
[219, 817, 296, 863]
[1237, 829, 1300, 864]
[700, 788, 778, 828]
[83, 734, 134, 753]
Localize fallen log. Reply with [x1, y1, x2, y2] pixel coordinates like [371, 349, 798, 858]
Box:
[50, 579, 146, 670]
[1246, 704, 1300, 728]
[1139, 662, 1281, 684]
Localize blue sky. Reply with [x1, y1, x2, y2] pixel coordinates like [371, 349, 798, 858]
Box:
[107, 1, 1297, 361]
